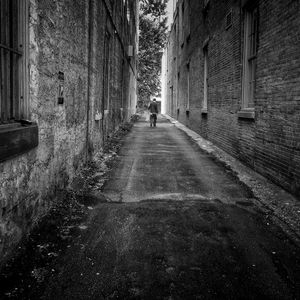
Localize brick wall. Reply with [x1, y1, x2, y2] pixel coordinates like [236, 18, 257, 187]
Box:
[164, 0, 300, 196]
[0, 0, 138, 263]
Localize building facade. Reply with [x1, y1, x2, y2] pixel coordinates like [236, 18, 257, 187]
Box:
[163, 0, 300, 196]
[0, 0, 138, 262]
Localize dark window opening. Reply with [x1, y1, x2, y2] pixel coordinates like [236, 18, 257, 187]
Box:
[0, 0, 23, 124]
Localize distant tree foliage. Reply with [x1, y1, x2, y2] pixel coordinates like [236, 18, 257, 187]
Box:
[138, 0, 168, 110]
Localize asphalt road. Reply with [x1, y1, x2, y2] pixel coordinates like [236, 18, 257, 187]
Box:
[103, 116, 252, 204]
[15, 116, 300, 299]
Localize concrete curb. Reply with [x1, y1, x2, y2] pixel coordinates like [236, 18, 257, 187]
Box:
[164, 114, 300, 243]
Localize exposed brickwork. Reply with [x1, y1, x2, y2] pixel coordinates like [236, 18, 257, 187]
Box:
[164, 0, 300, 196]
[0, 0, 138, 263]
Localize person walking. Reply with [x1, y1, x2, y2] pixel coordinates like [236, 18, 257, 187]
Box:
[148, 98, 158, 127]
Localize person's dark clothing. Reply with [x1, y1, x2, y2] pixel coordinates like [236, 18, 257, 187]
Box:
[150, 113, 157, 127]
[148, 101, 158, 127]
[148, 101, 158, 114]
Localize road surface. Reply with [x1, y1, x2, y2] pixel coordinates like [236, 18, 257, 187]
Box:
[3, 116, 300, 299]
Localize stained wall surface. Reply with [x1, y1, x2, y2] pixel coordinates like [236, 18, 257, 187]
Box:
[0, 0, 138, 262]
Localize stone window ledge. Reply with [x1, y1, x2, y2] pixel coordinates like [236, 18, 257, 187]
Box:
[0, 123, 39, 163]
[201, 108, 208, 114]
[237, 109, 255, 119]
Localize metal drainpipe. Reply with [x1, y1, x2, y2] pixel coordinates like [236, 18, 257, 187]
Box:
[86, 0, 93, 161]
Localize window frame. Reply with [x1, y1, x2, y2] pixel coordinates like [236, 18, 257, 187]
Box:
[239, 2, 259, 119]
[202, 45, 208, 114]
[177, 71, 180, 110]
[126, 1, 131, 23]
[186, 0, 191, 42]
[186, 62, 190, 111]
[0, 0, 29, 124]
[0, 0, 38, 163]
[170, 85, 174, 115]
[102, 29, 111, 113]
[180, 1, 185, 47]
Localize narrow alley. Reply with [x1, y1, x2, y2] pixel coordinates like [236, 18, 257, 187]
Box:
[1, 116, 299, 299]
[104, 116, 252, 204]
[0, 0, 300, 299]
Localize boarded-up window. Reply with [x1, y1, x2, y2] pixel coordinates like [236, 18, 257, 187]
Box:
[0, 0, 28, 124]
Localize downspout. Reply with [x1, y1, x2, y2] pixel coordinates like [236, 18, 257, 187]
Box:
[86, 0, 93, 161]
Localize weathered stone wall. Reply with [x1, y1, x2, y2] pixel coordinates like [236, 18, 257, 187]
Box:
[0, 0, 138, 263]
[165, 0, 300, 196]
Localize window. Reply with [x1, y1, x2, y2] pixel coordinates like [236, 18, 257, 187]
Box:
[0, 0, 29, 124]
[241, 3, 258, 117]
[177, 71, 180, 105]
[203, 46, 208, 113]
[186, 0, 191, 42]
[126, 2, 130, 23]
[180, 1, 185, 46]
[186, 63, 190, 111]
[121, 59, 125, 110]
[102, 30, 111, 111]
[169, 86, 173, 115]
[0, 0, 38, 162]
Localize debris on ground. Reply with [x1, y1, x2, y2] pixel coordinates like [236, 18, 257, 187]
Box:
[70, 122, 135, 205]
[0, 119, 137, 299]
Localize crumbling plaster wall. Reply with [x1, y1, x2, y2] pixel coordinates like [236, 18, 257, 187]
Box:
[0, 0, 90, 262]
[0, 0, 138, 263]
